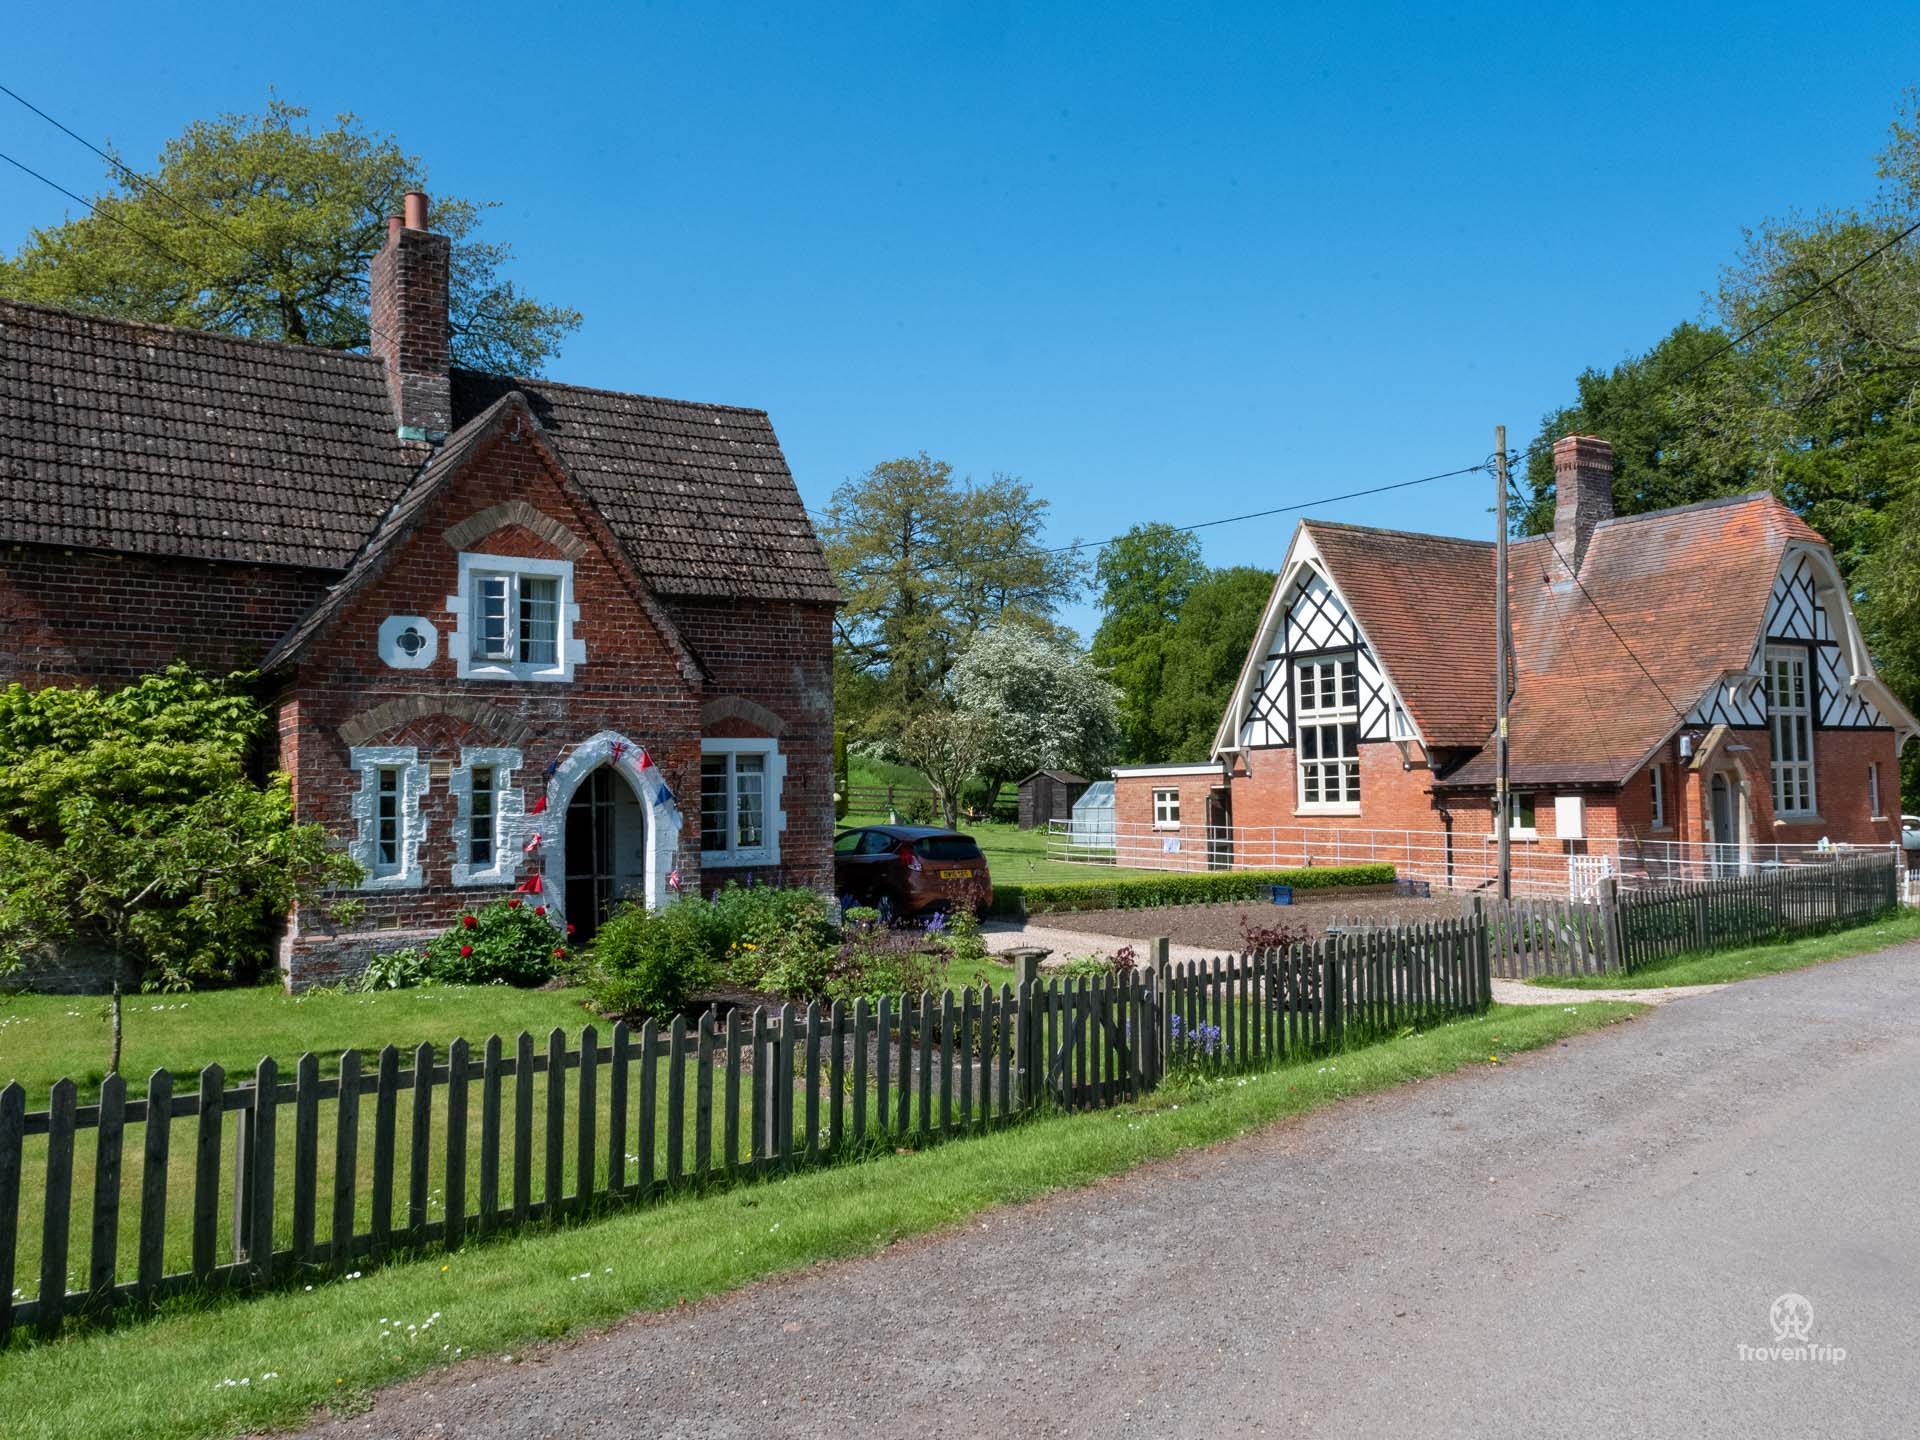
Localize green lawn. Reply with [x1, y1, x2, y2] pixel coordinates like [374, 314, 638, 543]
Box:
[0, 998, 1642, 1440]
[1529, 907, 1920, 989]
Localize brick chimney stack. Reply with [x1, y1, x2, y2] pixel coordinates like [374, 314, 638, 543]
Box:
[1551, 433, 1614, 573]
[368, 190, 451, 441]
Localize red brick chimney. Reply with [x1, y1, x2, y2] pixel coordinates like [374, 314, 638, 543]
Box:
[1551, 433, 1614, 572]
[368, 190, 451, 441]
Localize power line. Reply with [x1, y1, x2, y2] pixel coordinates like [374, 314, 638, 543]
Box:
[1541, 531, 1691, 725]
[0, 148, 212, 282]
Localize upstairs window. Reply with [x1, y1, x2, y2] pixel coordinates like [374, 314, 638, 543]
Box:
[455, 553, 577, 681]
[1152, 787, 1181, 828]
[1765, 646, 1815, 817]
[1296, 652, 1361, 811]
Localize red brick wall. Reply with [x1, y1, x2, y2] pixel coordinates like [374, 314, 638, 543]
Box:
[1669, 726, 1903, 850]
[1110, 771, 1226, 872]
[1228, 743, 1437, 834]
[0, 544, 330, 685]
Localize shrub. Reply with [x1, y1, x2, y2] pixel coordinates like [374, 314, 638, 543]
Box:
[824, 920, 943, 1007]
[1240, 919, 1313, 952]
[589, 899, 719, 1019]
[351, 947, 433, 992]
[426, 899, 564, 986]
[988, 864, 1397, 916]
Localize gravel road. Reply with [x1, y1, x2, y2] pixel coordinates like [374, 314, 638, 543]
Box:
[289, 945, 1920, 1440]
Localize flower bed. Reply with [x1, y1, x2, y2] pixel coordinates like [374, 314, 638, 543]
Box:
[988, 863, 1397, 917]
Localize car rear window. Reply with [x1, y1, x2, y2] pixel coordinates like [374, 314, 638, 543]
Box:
[915, 836, 982, 861]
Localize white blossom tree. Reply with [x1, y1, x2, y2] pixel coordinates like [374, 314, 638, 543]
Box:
[947, 624, 1123, 805]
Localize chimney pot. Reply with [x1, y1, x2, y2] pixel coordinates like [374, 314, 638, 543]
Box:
[403, 191, 430, 231]
[1551, 433, 1614, 573]
[386, 215, 403, 247]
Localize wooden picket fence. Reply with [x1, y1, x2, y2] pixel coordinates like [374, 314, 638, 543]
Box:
[1, 920, 1489, 1342]
[1614, 851, 1901, 971]
[1478, 895, 1614, 979]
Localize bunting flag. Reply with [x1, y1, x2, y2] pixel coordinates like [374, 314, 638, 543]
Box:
[667, 867, 682, 893]
[543, 757, 559, 778]
[658, 782, 676, 810]
[636, 747, 654, 771]
[527, 793, 548, 816]
[522, 831, 543, 854]
[609, 740, 627, 763]
[515, 872, 544, 895]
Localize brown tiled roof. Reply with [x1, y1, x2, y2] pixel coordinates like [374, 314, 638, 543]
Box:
[1303, 521, 1498, 748]
[0, 299, 838, 603]
[1444, 493, 1825, 788]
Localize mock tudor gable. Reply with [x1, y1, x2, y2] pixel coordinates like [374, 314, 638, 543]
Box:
[0, 190, 839, 988]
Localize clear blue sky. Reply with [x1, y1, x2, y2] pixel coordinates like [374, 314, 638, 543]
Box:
[4, 2, 1912, 639]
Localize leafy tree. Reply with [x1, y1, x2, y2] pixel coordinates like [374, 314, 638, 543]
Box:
[1153, 566, 1276, 760]
[821, 453, 1085, 739]
[894, 708, 996, 829]
[0, 665, 362, 992]
[1089, 523, 1207, 762]
[0, 99, 580, 375]
[946, 624, 1122, 801]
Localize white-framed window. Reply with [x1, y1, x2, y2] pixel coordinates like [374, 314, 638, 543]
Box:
[1503, 791, 1538, 839]
[1765, 646, 1815, 817]
[1295, 652, 1361, 812]
[1152, 787, 1181, 828]
[449, 552, 582, 682]
[698, 739, 786, 866]
[450, 747, 525, 888]
[1868, 762, 1882, 820]
[348, 746, 429, 890]
[1650, 764, 1667, 830]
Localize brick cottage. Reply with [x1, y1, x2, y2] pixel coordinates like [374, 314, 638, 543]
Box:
[1112, 435, 1916, 888]
[0, 192, 838, 986]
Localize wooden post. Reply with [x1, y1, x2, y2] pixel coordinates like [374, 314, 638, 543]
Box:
[1148, 937, 1170, 1087]
[1598, 875, 1624, 975]
[1005, 946, 1050, 1110]
[1494, 424, 1512, 902]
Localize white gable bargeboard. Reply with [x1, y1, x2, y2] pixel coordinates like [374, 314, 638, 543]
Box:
[1685, 549, 1888, 730]
[1238, 566, 1405, 749]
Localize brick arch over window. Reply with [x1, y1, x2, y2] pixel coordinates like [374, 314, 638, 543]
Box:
[440, 500, 589, 561]
[337, 695, 537, 749]
[699, 695, 788, 738]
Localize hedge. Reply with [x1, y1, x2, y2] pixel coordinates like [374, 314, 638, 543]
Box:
[989, 864, 1398, 917]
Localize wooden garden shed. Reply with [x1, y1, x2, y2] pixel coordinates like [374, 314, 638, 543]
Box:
[1016, 770, 1089, 829]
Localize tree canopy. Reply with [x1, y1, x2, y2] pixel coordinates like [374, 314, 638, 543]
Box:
[1152, 565, 1275, 761]
[822, 453, 1085, 740]
[0, 99, 580, 375]
[946, 624, 1123, 801]
[1089, 523, 1207, 763]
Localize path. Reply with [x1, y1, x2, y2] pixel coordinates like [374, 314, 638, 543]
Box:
[291, 946, 1920, 1439]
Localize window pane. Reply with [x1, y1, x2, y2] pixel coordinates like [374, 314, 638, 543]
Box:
[735, 754, 765, 849]
[469, 767, 494, 866]
[376, 768, 399, 869]
[476, 575, 510, 658]
[700, 756, 729, 852]
[519, 576, 559, 665]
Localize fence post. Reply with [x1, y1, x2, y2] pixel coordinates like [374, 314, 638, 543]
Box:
[1322, 940, 1343, 1051]
[1149, 936, 1170, 1088]
[1598, 876, 1624, 975]
[230, 1090, 254, 1265]
[1006, 947, 1049, 1110]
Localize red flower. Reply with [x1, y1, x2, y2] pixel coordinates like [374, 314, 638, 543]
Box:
[565, 923, 576, 937]
[508, 898, 522, 909]
[459, 943, 474, 958]
[534, 905, 546, 917]
[552, 946, 566, 959]
[461, 914, 476, 929]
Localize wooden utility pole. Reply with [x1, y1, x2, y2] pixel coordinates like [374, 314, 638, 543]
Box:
[1494, 425, 1512, 901]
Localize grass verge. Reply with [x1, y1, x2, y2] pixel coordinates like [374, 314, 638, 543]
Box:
[1529, 907, 1920, 989]
[0, 999, 1641, 1440]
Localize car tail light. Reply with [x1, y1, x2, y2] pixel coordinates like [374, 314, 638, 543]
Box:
[898, 844, 922, 872]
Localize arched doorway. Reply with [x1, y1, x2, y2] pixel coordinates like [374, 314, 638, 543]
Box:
[563, 766, 649, 939]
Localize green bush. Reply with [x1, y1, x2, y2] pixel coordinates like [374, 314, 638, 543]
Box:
[426, 899, 564, 986]
[989, 864, 1397, 916]
[589, 899, 719, 1020]
[350, 947, 433, 992]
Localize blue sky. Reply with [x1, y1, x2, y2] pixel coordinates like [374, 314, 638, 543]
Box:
[4, 2, 1913, 639]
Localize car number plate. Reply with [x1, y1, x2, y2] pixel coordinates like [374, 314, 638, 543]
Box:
[939, 869, 971, 880]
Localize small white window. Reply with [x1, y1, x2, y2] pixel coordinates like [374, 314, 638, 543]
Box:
[451, 553, 581, 682]
[374, 768, 402, 875]
[469, 766, 496, 866]
[1650, 765, 1667, 829]
[699, 740, 785, 865]
[1765, 646, 1815, 817]
[1868, 762, 1882, 820]
[1500, 791, 1537, 838]
[1152, 787, 1181, 828]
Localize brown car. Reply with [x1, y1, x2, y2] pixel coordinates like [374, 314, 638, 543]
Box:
[833, 825, 993, 921]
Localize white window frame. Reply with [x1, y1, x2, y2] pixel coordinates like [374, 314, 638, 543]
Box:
[348, 746, 429, 890]
[1295, 651, 1361, 814]
[1506, 791, 1538, 840]
[1868, 762, 1882, 820]
[448, 552, 583, 682]
[450, 747, 526, 887]
[1765, 645, 1816, 818]
[698, 738, 786, 867]
[1650, 764, 1667, 830]
[1152, 787, 1181, 829]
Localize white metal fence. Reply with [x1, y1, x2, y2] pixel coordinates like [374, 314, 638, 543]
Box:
[1043, 818, 1911, 902]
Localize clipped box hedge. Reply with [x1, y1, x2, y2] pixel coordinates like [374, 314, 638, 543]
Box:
[988, 864, 1398, 917]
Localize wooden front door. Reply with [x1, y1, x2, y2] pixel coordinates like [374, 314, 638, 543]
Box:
[565, 768, 625, 939]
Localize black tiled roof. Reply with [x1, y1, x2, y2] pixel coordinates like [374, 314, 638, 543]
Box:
[0, 299, 838, 603]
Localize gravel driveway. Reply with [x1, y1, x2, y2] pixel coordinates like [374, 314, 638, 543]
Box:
[287, 945, 1920, 1439]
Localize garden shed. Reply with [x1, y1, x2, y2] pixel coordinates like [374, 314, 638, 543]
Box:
[1017, 769, 1089, 829]
[1068, 779, 1115, 849]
